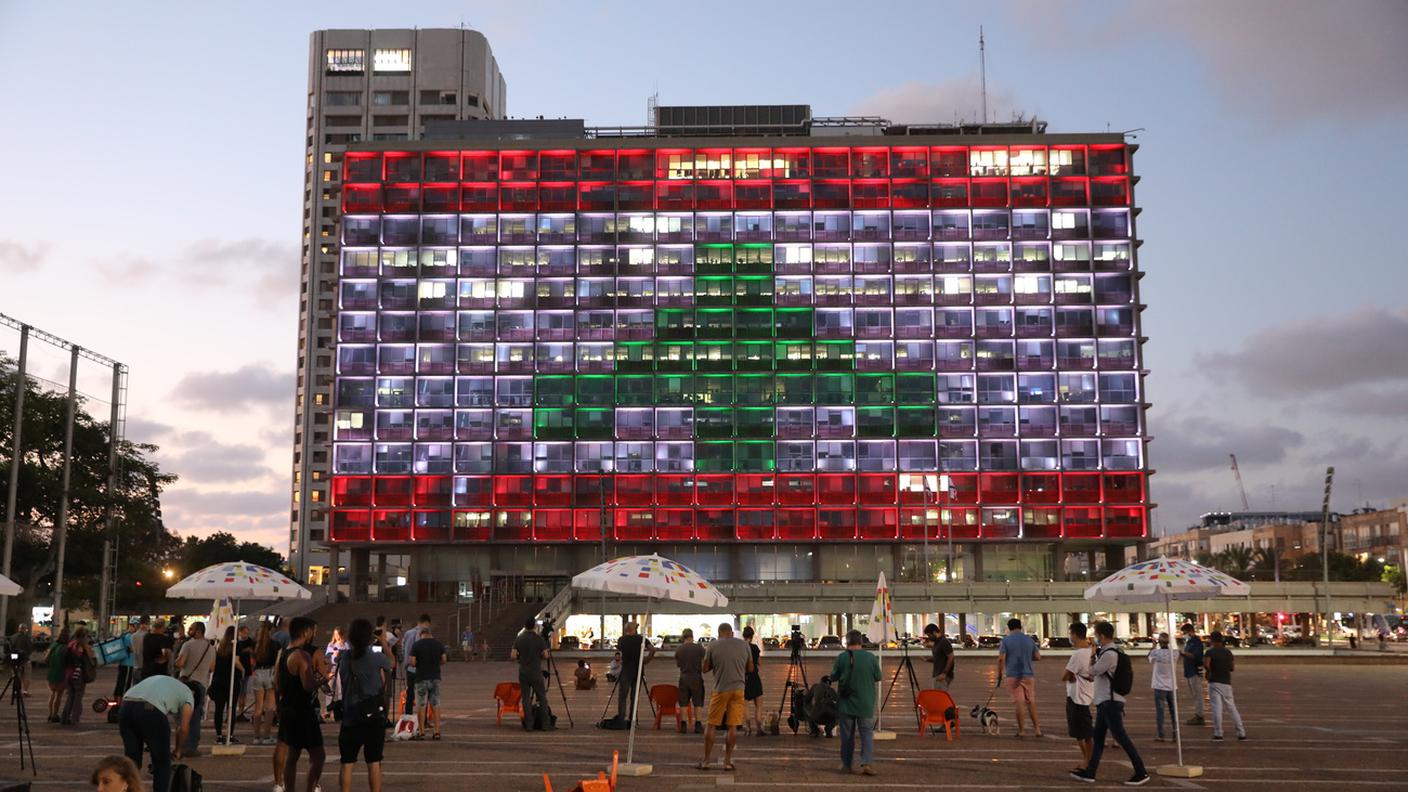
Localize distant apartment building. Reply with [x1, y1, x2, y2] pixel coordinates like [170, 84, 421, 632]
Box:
[291, 29, 508, 582]
[1150, 510, 1332, 561]
[1339, 506, 1407, 564]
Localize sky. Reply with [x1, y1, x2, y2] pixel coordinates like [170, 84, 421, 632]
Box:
[1, 1, 1406, 551]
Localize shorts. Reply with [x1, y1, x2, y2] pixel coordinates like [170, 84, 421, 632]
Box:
[707, 689, 746, 728]
[338, 717, 385, 765]
[1005, 676, 1036, 705]
[277, 706, 324, 751]
[678, 676, 705, 708]
[415, 679, 442, 707]
[250, 667, 276, 691]
[1065, 698, 1093, 739]
[931, 676, 951, 691]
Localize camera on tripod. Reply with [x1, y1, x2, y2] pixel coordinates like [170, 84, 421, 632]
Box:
[787, 625, 805, 657]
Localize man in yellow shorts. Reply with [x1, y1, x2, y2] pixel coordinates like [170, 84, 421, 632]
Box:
[698, 623, 754, 772]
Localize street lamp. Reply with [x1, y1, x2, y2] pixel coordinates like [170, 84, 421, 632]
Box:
[161, 567, 175, 581]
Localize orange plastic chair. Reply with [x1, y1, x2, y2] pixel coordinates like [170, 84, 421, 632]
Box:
[543, 750, 619, 792]
[650, 684, 681, 731]
[494, 681, 524, 726]
[917, 689, 960, 741]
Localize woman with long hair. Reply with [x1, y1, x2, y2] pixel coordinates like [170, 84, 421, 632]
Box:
[250, 622, 279, 745]
[742, 625, 765, 736]
[338, 618, 389, 792]
[45, 627, 71, 722]
[90, 755, 144, 792]
[323, 627, 347, 718]
[64, 625, 94, 726]
[210, 625, 246, 744]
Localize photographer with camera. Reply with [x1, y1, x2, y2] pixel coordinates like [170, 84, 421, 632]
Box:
[510, 618, 552, 731]
[6, 621, 32, 697]
[831, 630, 882, 776]
[802, 675, 839, 737]
[674, 628, 705, 734]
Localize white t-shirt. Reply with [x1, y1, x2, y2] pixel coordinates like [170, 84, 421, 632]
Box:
[1064, 646, 1094, 705]
[1147, 647, 1176, 691]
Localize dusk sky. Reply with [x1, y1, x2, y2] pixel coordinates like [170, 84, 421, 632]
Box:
[1, 1, 1406, 552]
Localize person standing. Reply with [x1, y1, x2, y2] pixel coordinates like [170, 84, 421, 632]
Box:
[408, 623, 447, 739]
[277, 617, 328, 792]
[1178, 623, 1206, 726]
[1061, 622, 1095, 774]
[1147, 632, 1177, 742]
[698, 623, 753, 772]
[997, 618, 1042, 738]
[922, 623, 955, 691]
[1204, 632, 1246, 741]
[64, 626, 96, 726]
[45, 627, 70, 723]
[674, 628, 706, 734]
[510, 618, 551, 730]
[831, 629, 882, 776]
[337, 618, 390, 792]
[251, 622, 280, 746]
[114, 620, 139, 698]
[741, 625, 765, 736]
[400, 614, 429, 717]
[1071, 621, 1149, 786]
[116, 674, 194, 792]
[8, 622, 33, 695]
[614, 621, 656, 722]
[210, 626, 245, 744]
[173, 621, 216, 756]
[141, 620, 173, 679]
[235, 624, 254, 722]
[461, 626, 475, 661]
[130, 617, 151, 685]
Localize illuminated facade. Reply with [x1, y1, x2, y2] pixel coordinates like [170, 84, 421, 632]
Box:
[325, 114, 1150, 596]
[291, 29, 507, 582]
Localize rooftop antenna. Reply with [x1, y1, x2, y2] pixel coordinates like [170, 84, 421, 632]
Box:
[647, 85, 659, 127]
[979, 26, 988, 124]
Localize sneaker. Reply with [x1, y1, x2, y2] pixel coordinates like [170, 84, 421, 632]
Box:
[1070, 770, 1096, 783]
[839, 764, 852, 774]
[273, 785, 285, 792]
[1237, 734, 1247, 741]
[1186, 715, 1205, 726]
[860, 765, 877, 776]
[1212, 734, 1224, 741]
[1125, 774, 1150, 786]
[694, 722, 703, 734]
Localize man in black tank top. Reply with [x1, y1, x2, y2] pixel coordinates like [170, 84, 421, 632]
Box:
[277, 617, 328, 792]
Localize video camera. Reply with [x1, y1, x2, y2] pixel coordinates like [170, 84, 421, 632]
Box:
[787, 625, 806, 657]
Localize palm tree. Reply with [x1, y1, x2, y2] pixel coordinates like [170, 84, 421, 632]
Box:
[1253, 547, 1281, 582]
[1215, 547, 1255, 578]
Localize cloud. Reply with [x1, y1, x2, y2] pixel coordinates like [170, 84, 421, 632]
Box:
[1199, 308, 1408, 397]
[89, 237, 299, 304]
[160, 431, 278, 483]
[0, 240, 49, 273]
[161, 487, 287, 519]
[1150, 0, 1408, 124]
[124, 417, 174, 442]
[849, 76, 1023, 126]
[1150, 414, 1304, 475]
[170, 362, 293, 413]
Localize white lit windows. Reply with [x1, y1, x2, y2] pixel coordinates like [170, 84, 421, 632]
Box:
[326, 49, 365, 73]
[373, 48, 413, 73]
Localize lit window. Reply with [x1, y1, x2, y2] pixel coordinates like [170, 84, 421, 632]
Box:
[373, 48, 412, 73]
[325, 49, 365, 73]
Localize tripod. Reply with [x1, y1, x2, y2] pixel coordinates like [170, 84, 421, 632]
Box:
[773, 640, 810, 733]
[881, 642, 924, 732]
[542, 651, 574, 727]
[1, 663, 35, 776]
[597, 667, 654, 724]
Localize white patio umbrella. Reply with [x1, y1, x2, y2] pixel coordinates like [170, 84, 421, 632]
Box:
[167, 561, 310, 755]
[1084, 557, 1250, 778]
[0, 573, 22, 597]
[572, 553, 729, 775]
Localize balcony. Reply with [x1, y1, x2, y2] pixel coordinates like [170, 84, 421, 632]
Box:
[972, 259, 1011, 274]
[1020, 423, 1058, 437]
[1014, 291, 1052, 305]
[1094, 257, 1132, 273]
[1011, 227, 1048, 241]
[974, 323, 1012, 338]
[1095, 290, 1133, 305]
[1013, 258, 1051, 274]
[1057, 355, 1095, 370]
[1016, 321, 1053, 338]
[1053, 258, 1091, 273]
[1016, 355, 1053, 369]
[972, 227, 1008, 242]
[1060, 422, 1097, 436]
[1096, 322, 1135, 337]
[1101, 421, 1139, 435]
[935, 358, 973, 372]
[979, 421, 1016, 437]
[974, 291, 1012, 306]
[936, 324, 973, 338]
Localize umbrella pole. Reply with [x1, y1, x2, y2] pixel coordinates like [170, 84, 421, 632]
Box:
[1169, 603, 1183, 767]
[216, 599, 244, 755]
[621, 597, 652, 775]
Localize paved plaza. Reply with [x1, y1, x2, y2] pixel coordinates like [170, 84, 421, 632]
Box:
[0, 653, 1405, 790]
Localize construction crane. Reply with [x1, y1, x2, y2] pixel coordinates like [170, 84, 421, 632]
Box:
[1229, 454, 1251, 511]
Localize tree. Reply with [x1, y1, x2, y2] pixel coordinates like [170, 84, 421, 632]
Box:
[0, 357, 177, 619]
[1285, 552, 1385, 583]
[172, 531, 285, 576]
[1213, 546, 1256, 578]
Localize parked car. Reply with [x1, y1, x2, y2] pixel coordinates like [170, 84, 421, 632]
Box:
[590, 638, 614, 650]
[1127, 635, 1155, 648]
[762, 636, 782, 650]
[558, 636, 580, 650]
[977, 635, 1002, 648]
[960, 634, 977, 649]
[1045, 636, 1072, 649]
[816, 635, 843, 650]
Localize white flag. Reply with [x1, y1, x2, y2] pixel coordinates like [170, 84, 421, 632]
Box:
[865, 571, 894, 645]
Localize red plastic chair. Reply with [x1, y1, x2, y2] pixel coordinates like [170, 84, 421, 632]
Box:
[917, 689, 960, 741]
[543, 750, 618, 792]
[650, 684, 681, 731]
[494, 681, 524, 726]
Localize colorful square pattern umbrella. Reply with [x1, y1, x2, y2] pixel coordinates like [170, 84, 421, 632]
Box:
[1085, 557, 1249, 777]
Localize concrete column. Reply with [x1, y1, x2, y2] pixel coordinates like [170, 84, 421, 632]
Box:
[326, 544, 340, 604]
[1050, 543, 1065, 582]
[970, 545, 984, 581]
[407, 547, 423, 601]
[1086, 549, 1098, 577]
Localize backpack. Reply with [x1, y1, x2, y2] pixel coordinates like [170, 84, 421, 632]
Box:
[1106, 648, 1134, 697]
[170, 763, 203, 792]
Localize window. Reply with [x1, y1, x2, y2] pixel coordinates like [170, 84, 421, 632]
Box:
[373, 48, 412, 72]
[325, 91, 361, 107]
[326, 49, 365, 73]
[372, 91, 410, 106]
